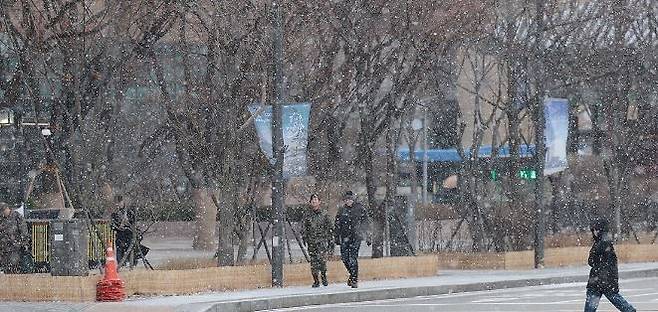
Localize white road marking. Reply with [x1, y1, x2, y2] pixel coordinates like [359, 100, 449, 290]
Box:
[626, 292, 658, 298]
[471, 297, 521, 303]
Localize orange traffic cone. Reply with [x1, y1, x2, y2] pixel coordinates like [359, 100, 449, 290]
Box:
[103, 245, 120, 280]
[96, 243, 126, 302]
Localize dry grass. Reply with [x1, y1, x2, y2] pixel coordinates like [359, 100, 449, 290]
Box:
[545, 231, 658, 248]
[154, 257, 218, 270]
[155, 257, 276, 270]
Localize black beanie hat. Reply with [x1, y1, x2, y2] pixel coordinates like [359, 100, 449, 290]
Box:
[590, 218, 610, 233]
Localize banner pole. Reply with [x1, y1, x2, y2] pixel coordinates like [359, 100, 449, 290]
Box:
[271, 0, 285, 288]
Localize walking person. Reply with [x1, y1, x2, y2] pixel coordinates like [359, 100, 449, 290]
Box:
[111, 196, 149, 267]
[0, 202, 30, 274]
[584, 218, 636, 312]
[334, 191, 370, 288]
[302, 194, 334, 287]
[111, 196, 134, 266]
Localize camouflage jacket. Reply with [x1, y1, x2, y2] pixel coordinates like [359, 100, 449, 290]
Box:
[0, 211, 29, 253]
[302, 207, 333, 249]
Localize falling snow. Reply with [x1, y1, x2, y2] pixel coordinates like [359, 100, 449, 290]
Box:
[0, 1, 657, 309]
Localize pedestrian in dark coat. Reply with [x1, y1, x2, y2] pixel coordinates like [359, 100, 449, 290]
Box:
[0, 202, 30, 274]
[334, 191, 370, 288]
[584, 218, 636, 312]
[111, 196, 149, 267]
[302, 194, 334, 287]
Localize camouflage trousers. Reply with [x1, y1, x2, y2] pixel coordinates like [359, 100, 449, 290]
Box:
[308, 245, 328, 274]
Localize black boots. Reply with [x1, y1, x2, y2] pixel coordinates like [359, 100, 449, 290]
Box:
[348, 275, 358, 288]
[312, 272, 320, 288]
[347, 275, 358, 288]
[351, 277, 358, 288]
[313, 271, 328, 287]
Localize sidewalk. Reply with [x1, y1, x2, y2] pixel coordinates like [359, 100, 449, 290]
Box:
[2, 262, 658, 312]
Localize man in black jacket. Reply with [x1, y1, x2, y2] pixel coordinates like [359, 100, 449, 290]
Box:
[584, 218, 635, 312]
[334, 191, 370, 288]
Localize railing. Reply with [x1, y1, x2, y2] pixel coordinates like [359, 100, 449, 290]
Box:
[88, 220, 115, 267]
[30, 221, 50, 266]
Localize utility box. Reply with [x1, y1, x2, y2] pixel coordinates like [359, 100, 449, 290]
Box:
[50, 220, 89, 276]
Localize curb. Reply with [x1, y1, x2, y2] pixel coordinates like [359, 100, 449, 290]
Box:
[178, 268, 658, 312]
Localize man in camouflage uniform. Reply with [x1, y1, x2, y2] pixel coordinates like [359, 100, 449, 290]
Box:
[302, 194, 334, 287]
[0, 202, 29, 274]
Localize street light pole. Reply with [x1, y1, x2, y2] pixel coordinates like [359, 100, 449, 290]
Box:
[271, 0, 285, 287]
[533, 0, 546, 269]
[422, 106, 428, 205]
[413, 106, 428, 254]
[533, 96, 546, 269]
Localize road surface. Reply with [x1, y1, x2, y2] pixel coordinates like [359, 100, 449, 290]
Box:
[268, 277, 658, 312]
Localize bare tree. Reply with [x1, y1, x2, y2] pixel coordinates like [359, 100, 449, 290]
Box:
[303, 0, 490, 258]
[0, 0, 185, 215]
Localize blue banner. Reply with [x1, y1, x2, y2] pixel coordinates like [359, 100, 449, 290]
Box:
[544, 98, 569, 175]
[249, 103, 311, 178]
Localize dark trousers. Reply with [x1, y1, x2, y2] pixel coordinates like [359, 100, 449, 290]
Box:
[114, 229, 149, 266]
[340, 238, 361, 281]
[115, 229, 132, 264]
[584, 289, 636, 312]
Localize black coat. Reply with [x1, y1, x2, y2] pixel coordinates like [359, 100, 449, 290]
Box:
[587, 234, 619, 294]
[334, 202, 369, 244]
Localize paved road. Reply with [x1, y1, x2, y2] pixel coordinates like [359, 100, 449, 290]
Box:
[268, 277, 658, 312]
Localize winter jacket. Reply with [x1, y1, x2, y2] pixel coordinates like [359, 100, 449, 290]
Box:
[587, 233, 619, 294]
[334, 202, 369, 244]
[302, 207, 334, 253]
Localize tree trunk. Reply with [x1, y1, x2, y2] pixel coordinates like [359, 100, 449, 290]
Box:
[235, 225, 251, 265]
[191, 187, 218, 251]
[407, 129, 419, 225]
[465, 175, 486, 252]
[217, 182, 238, 266]
[364, 142, 384, 258]
[506, 109, 522, 204]
[505, 53, 522, 207]
[387, 124, 411, 255]
[567, 102, 579, 154]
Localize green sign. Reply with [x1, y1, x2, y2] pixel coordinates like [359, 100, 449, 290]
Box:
[519, 169, 537, 180]
[490, 170, 499, 181]
[489, 169, 537, 181]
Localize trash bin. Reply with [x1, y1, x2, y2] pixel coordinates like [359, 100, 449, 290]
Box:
[50, 220, 89, 276]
